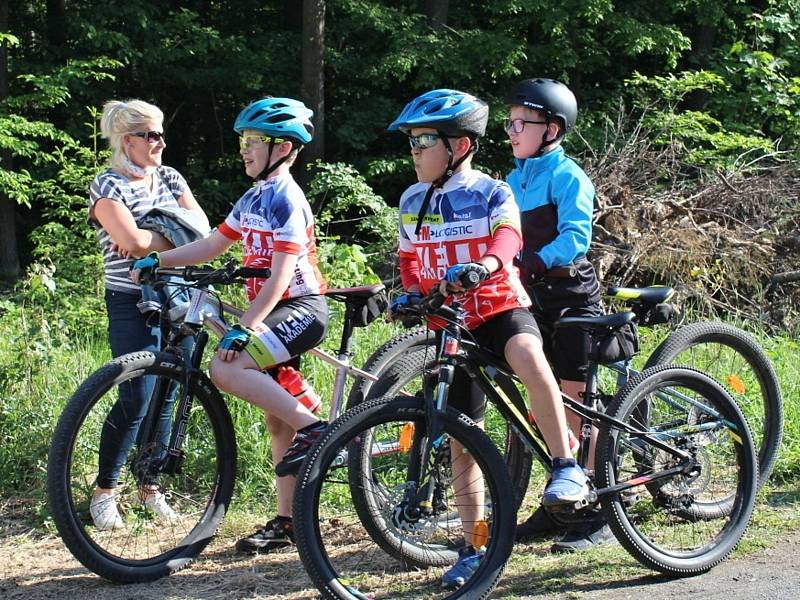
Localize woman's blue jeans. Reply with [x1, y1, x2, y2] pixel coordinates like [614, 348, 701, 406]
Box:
[97, 290, 187, 489]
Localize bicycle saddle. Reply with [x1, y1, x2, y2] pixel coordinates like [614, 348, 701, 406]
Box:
[606, 285, 674, 304]
[325, 284, 385, 302]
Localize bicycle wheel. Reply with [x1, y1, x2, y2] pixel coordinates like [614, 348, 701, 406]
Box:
[47, 351, 236, 583]
[644, 321, 782, 487]
[347, 328, 532, 509]
[294, 395, 516, 599]
[596, 365, 757, 575]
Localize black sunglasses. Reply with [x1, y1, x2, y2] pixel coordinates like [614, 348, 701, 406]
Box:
[130, 130, 165, 143]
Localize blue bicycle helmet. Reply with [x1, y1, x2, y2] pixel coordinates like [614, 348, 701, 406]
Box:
[388, 89, 488, 138]
[234, 97, 314, 145]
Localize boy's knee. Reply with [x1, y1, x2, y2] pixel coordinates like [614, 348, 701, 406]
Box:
[209, 358, 232, 391]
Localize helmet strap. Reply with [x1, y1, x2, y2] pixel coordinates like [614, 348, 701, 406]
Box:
[255, 139, 292, 181]
[414, 134, 476, 237]
[534, 120, 563, 157]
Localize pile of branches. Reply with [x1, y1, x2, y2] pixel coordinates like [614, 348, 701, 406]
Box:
[579, 115, 800, 331]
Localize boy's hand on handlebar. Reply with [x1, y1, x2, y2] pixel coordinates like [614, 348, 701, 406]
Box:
[130, 252, 160, 284]
[440, 262, 490, 294]
[216, 324, 252, 361]
[389, 292, 422, 326]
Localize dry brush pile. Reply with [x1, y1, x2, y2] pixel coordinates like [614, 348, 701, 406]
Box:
[580, 119, 800, 332]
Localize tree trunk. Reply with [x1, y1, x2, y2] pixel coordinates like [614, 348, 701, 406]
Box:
[422, 0, 449, 27]
[46, 0, 67, 57]
[0, 0, 20, 281]
[684, 25, 716, 111]
[299, 0, 325, 187]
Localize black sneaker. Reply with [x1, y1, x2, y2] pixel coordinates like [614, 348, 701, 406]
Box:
[550, 519, 616, 553]
[515, 505, 562, 542]
[275, 421, 328, 477]
[235, 517, 294, 554]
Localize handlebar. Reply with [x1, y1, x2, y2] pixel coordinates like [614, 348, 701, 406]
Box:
[394, 268, 485, 324]
[146, 261, 271, 286]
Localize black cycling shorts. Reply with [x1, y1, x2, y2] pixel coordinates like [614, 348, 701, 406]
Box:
[446, 308, 542, 421]
[245, 295, 329, 369]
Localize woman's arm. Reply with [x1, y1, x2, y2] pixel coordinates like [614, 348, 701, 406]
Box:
[94, 198, 174, 257]
[238, 251, 298, 329]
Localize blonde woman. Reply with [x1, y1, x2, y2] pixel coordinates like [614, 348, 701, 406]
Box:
[87, 99, 209, 530]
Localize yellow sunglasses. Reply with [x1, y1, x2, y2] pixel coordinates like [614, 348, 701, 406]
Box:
[239, 134, 286, 151]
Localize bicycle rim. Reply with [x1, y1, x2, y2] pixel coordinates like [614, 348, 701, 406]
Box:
[47, 351, 236, 582]
[348, 334, 532, 510]
[597, 366, 757, 575]
[294, 395, 515, 599]
[645, 321, 782, 486]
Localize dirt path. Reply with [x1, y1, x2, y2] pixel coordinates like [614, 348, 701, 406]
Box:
[2, 526, 800, 600]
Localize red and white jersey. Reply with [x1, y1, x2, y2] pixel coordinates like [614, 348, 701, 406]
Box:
[218, 174, 326, 301]
[398, 170, 531, 329]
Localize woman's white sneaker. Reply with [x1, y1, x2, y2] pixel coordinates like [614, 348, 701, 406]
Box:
[144, 491, 178, 521]
[89, 492, 124, 531]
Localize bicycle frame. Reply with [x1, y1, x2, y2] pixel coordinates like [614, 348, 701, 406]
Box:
[413, 300, 720, 512]
[137, 276, 382, 478]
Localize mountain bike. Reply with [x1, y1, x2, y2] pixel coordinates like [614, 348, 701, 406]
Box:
[46, 261, 389, 583]
[348, 283, 782, 502]
[293, 278, 759, 599]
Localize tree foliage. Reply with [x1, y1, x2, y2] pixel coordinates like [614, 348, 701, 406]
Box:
[0, 0, 798, 293]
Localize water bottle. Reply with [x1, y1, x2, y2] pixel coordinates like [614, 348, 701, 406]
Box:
[276, 366, 322, 414]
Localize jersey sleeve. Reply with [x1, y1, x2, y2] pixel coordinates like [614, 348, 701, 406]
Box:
[218, 197, 244, 240]
[487, 182, 522, 235]
[537, 168, 594, 267]
[269, 193, 311, 255]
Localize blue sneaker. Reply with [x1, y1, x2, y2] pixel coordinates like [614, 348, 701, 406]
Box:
[542, 457, 590, 507]
[442, 545, 483, 589]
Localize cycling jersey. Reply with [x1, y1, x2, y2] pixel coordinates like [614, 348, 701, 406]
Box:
[506, 146, 595, 269]
[398, 170, 531, 329]
[218, 174, 326, 301]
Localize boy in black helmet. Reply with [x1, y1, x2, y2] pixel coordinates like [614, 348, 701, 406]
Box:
[504, 78, 612, 552]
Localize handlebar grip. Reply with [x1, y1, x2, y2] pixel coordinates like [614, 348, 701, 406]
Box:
[428, 292, 446, 311]
[461, 270, 482, 289]
[237, 267, 272, 279]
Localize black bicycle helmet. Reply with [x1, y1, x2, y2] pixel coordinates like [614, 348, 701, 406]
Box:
[505, 78, 577, 134]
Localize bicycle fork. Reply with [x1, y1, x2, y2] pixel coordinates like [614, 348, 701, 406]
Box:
[392, 333, 456, 528]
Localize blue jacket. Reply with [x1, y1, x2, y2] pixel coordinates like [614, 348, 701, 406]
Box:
[506, 146, 595, 270]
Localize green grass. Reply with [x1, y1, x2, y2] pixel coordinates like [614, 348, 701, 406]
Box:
[1, 301, 798, 523]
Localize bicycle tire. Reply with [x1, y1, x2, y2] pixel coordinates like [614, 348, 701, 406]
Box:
[47, 351, 236, 583]
[596, 365, 758, 575]
[347, 327, 533, 509]
[294, 395, 516, 599]
[644, 321, 782, 487]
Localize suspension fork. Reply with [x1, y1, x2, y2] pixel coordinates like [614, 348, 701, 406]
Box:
[160, 330, 209, 475]
[401, 329, 457, 515]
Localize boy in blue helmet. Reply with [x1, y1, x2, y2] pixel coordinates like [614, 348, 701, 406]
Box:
[504, 78, 611, 552]
[388, 88, 590, 589]
[132, 97, 329, 554]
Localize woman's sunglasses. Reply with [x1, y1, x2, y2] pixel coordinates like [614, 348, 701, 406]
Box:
[130, 130, 165, 143]
[407, 133, 442, 150]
